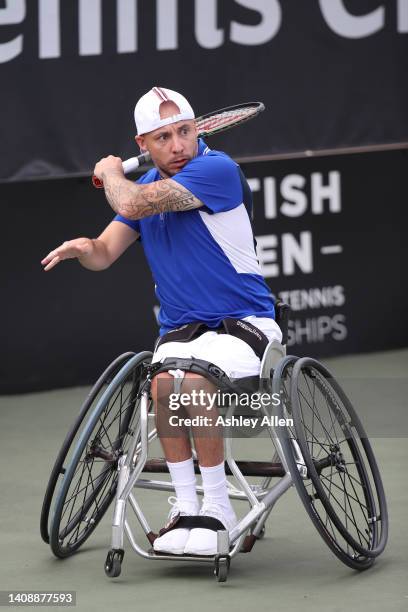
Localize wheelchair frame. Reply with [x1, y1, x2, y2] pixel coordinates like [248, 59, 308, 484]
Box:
[106, 340, 292, 580]
[41, 311, 388, 583]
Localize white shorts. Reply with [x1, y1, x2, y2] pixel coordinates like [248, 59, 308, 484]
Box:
[152, 316, 282, 379]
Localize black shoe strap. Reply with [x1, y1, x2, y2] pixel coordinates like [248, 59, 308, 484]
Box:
[159, 514, 226, 536]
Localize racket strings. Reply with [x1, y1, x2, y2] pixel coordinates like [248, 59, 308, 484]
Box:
[196, 107, 259, 134]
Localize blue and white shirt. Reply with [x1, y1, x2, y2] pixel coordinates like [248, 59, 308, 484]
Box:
[114, 139, 275, 334]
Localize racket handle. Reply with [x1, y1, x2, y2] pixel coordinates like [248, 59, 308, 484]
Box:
[122, 152, 151, 172]
[92, 152, 152, 188]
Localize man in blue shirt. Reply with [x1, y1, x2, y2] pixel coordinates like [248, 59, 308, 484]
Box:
[42, 87, 282, 556]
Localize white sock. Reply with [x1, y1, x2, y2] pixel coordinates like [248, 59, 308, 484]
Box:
[199, 462, 235, 518]
[167, 457, 198, 511]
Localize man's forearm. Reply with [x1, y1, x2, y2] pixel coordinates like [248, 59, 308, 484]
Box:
[102, 171, 202, 220]
[103, 172, 140, 219]
[78, 238, 112, 271]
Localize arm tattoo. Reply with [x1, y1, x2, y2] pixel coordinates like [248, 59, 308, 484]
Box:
[103, 175, 202, 220]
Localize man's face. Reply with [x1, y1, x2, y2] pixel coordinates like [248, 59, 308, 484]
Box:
[135, 101, 198, 177]
[136, 120, 198, 177]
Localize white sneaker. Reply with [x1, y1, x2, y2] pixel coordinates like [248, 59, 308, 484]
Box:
[153, 497, 199, 555]
[183, 501, 237, 556]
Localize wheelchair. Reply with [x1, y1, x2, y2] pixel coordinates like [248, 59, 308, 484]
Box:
[40, 301, 388, 583]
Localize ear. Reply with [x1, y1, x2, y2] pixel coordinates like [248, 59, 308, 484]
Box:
[135, 135, 147, 152]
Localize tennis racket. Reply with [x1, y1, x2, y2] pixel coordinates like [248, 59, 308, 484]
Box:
[92, 101, 264, 188]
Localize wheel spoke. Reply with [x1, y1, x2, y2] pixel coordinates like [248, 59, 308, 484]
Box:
[341, 467, 371, 525]
[320, 473, 368, 510]
[61, 459, 88, 524]
[297, 386, 337, 451]
[62, 463, 113, 507]
[319, 467, 370, 546]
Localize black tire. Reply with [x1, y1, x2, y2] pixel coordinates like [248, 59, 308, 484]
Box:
[289, 358, 388, 559]
[49, 352, 152, 558]
[273, 356, 379, 570]
[104, 549, 124, 578]
[40, 352, 135, 544]
[105, 558, 121, 578]
[214, 556, 230, 583]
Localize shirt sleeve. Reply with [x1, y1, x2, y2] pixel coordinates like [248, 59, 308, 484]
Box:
[113, 214, 140, 234]
[171, 153, 243, 214]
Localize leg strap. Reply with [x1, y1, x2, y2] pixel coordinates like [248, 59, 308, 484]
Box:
[148, 357, 231, 388]
[167, 368, 185, 394]
[147, 357, 260, 395]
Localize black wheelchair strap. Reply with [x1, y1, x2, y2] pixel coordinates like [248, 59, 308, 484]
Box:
[159, 514, 226, 537]
[154, 322, 207, 351]
[155, 318, 269, 360]
[221, 318, 268, 359]
[145, 357, 265, 395]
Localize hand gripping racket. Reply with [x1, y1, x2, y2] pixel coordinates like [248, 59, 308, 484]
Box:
[92, 101, 265, 188]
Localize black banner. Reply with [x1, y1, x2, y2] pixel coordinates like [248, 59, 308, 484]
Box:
[1, 0, 407, 182]
[247, 151, 408, 355]
[1, 147, 407, 393]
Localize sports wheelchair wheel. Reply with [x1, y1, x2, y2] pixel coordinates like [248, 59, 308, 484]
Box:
[40, 352, 135, 544]
[49, 351, 152, 558]
[273, 356, 388, 570]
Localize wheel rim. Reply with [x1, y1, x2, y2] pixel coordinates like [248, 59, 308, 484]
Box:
[40, 352, 135, 543]
[57, 373, 138, 548]
[290, 358, 388, 558]
[51, 353, 151, 555]
[273, 356, 375, 569]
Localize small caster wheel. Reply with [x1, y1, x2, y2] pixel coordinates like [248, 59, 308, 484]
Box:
[104, 549, 124, 578]
[214, 555, 230, 583]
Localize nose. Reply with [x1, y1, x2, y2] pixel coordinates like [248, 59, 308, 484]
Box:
[171, 134, 184, 154]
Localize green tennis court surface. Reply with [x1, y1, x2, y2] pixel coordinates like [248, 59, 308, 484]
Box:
[1, 349, 407, 612]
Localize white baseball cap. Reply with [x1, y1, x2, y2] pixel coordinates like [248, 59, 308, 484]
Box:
[134, 86, 195, 135]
